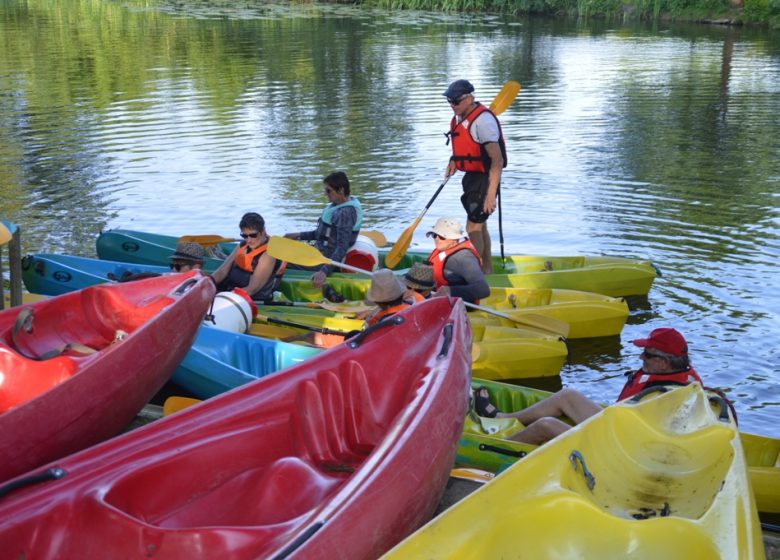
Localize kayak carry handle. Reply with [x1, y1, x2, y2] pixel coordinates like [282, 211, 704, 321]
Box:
[478, 443, 527, 459]
[569, 450, 595, 491]
[628, 385, 669, 403]
[707, 394, 731, 423]
[171, 276, 199, 296]
[346, 315, 404, 349]
[0, 467, 66, 499]
[437, 323, 453, 358]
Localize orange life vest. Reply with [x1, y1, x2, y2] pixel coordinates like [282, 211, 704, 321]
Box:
[447, 103, 507, 174]
[222, 242, 287, 302]
[428, 240, 482, 290]
[617, 366, 703, 401]
[364, 303, 411, 327]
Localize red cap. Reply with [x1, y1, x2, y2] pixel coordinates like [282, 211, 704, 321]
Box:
[632, 328, 688, 356]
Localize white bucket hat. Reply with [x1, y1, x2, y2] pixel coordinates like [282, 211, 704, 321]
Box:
[367, 269, 406, 304]
[426, 217, 464, 240]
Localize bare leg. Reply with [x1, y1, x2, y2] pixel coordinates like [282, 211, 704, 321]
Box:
[497, 388, 602, 425]
[509, 417, 572, 445]
[467, 220, 493, 274]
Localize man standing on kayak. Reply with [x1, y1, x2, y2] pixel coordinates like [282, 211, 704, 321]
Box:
[443, 79, 506, 275]
[473, 328, 703, 445]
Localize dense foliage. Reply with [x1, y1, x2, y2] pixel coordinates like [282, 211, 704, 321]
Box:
[354, 0, 780, 27]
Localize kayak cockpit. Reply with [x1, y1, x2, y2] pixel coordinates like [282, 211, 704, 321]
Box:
[101, 360, 394, 552]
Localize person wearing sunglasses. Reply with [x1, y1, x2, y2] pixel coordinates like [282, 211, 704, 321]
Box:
[169, 242, 205, 273]
[210, 212, 286, 302]
[472, 328, 704, 445]
[425, 217, 489, 305]
[442, 79, 507, 275]
[284, 171, 362, 291]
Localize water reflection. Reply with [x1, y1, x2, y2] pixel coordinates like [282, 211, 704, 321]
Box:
[0, 0, 777, 433]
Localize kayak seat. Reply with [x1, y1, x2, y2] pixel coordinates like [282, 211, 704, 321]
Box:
[0, 345, 77, 412]
[81, 285, 172, 341]
[293, 362, 385, 469]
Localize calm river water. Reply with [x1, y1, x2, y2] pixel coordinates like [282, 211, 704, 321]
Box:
[0, 1, 778, 435]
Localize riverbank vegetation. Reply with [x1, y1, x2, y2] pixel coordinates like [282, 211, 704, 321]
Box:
[354, 0, 780, 28]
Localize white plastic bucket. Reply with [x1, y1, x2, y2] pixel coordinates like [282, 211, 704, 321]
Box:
[344, 235, 379, 272]
[205, 288, 258, 333]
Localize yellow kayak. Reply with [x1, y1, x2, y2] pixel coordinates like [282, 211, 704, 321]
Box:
[384, 384, 765, 559]
[252, 310, 567, 379]
[476, 287, 629, 339]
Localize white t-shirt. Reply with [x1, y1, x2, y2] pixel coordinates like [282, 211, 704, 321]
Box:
[457, 109, 500, 144]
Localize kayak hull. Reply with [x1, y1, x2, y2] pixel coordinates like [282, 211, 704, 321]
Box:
[386, 384, 764, 559]
[96, 229, 657, 297]
[0, 272, 214, 483]
[0, 298, 472, 559]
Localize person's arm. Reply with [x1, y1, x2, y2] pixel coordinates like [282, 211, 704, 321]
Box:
[285, 230, 315, 241]
[244, 253, 278, 297]
[210, 246, 239, 285]
[440, 251, 490, 304]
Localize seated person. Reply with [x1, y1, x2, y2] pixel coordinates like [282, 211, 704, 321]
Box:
[210, 212, 285, 302]
[474, 328, 703, 445]
[169, 242, 205, 273]
[284, 171, 362, 290]
[362, 269, 411, 328]
[111, 242, 204, 282]
[403, 262, 435, 303]
[426, 217, 490, 304]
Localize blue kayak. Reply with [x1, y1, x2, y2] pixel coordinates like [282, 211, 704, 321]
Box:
[176, 325, 321, 399]
[21, 253, 321, 398]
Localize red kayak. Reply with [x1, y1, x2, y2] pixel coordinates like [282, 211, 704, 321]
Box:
[0, 297, 471, 559]
[0, 271, 215, 483]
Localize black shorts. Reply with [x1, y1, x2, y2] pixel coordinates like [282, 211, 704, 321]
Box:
[460, 172, 499, 224]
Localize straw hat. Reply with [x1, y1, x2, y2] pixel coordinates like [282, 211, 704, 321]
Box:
[404, 263, 435, 291]
[426, 217, 464, 240]
[170, 242, 205, 264]
[367, 269, 405, 304]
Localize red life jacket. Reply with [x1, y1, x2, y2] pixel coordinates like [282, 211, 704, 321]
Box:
[428, 240, 482, 290]
[448, 103, 507, 174]
[364, 303, 411, 327]
[617, 366, 703, 401]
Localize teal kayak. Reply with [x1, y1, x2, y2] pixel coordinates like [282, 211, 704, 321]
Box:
[96, 228, 657, 297]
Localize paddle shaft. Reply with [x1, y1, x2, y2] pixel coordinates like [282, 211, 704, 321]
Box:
[256, 314, 350, 337]
[462, 301, 569, 337]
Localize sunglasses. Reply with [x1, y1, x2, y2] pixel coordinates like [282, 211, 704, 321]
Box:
[240, 232, 260, 239]
[431, 233, 446, 240]
[641, 350, 665, 360]
[170, 262, 188, 272]
[447, 94, 469, 106]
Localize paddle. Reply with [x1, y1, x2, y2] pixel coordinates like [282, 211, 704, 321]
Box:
[259, 300, 374, 315]
[462, 301, 570, 338]
[254, 313, 352, 337]
[266, 237, 374, 275]
[178, 234, 238, 247]
[0, 223, 12, 245]
[163, 396, 201, 416]
[385, 80, 522, 269]
[358, 230, 387, 247]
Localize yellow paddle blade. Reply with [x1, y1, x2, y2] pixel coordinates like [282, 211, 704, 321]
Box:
[162, 396, 201, 416]
[489, 80, 521, 116]
[360, 230, 387, 247]
[385, 215, 422, 269]
[178, 234, 238, 247]
[0, 222, 13, 245]
[267, 236, 329, 267]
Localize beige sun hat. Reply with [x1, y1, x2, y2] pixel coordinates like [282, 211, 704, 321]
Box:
[404, 262, 435, 291]
[367, 269, 406, 304]
[426, 217, 464, 240]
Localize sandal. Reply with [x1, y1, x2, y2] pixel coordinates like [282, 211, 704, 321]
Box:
[473, 387, 498, 418]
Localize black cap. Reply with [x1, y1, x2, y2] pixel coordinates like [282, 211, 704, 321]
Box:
[443, 79, 474, 99]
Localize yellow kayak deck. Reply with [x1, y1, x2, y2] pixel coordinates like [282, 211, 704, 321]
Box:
[385, 384, 764, 559]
